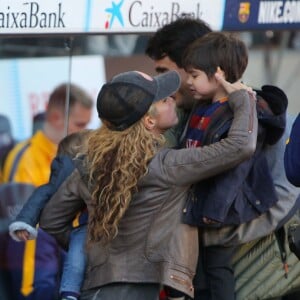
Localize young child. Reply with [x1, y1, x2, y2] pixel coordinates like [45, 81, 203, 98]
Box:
[9, 129, 91, 300]
[180, 32, 287, 300]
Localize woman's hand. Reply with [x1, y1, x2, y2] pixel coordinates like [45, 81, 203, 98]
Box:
[215, 73, 256, 99]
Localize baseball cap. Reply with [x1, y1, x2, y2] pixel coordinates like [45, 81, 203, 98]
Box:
[97, 70, 180, 131]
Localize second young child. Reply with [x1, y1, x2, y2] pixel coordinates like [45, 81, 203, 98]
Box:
[9, 129, 91, 300]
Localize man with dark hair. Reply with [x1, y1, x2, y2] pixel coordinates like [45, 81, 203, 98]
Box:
[146, 17, 299, 300]
[146, 18, 212, 148]
[2, 83, 93, 300]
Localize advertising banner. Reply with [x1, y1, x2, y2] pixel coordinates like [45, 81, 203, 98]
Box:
[223, 0, 300, 30]
[1, 0, 300, 34]
[0, 0, 225, 35]
[89, 0, 225, 32]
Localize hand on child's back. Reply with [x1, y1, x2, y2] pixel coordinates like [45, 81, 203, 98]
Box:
[215, 72, 255, 98]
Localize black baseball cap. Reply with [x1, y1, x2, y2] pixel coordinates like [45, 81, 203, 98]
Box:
[97, 70, 180, 131]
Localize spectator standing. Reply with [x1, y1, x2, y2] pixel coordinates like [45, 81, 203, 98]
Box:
[2, 83, 93, 300]
[0, 114, 15, 182]
[284, 113, 300, 187]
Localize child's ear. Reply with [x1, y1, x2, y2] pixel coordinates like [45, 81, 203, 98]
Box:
[216, 66, 225, 79]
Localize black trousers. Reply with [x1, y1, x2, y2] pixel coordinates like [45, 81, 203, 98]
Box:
[80, 283, 160, 300]
[193, 243, 236, 300]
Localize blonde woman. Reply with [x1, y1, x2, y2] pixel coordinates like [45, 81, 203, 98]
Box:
[40, 70, 257, 300]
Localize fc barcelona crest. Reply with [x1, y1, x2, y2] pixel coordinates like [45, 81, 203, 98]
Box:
[238, 2, 250, 23]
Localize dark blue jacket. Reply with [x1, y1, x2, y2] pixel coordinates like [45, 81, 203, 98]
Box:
[284, 113, 300, 187]
[16, 155, 76, 227]
[5, 156, 76, 300]
[183, 85, 287, 227]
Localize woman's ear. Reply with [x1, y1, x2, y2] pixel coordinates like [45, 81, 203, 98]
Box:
[143, 115, 156, 131]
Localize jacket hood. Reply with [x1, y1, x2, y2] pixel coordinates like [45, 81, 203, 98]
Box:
[254, 85, 288, 145]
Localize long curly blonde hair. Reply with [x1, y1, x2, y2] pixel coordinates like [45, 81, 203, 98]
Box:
[87, 116, 164, 243]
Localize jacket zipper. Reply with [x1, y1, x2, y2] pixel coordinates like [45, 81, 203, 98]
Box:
[248, 95, 255, 133]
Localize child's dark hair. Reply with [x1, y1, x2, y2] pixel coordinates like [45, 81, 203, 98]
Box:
[57, 129, 92, 157]
[183, 32, 248, 83]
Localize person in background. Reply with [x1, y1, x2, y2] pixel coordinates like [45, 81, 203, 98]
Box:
[284, 113, 300, 187]
[282, 113, 300, 300]
[39, 70, 257, 300]
[9, 129, 92, 300]
[146, 17, 297, 300]
[0, 114, 16, 181]
[32, 112, 46, 135]
[2, 83, 93, 300]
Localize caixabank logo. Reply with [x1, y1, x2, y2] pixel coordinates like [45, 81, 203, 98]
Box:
[104, 0, 124, 29]
[103, 0, 205, 30]
[0, 1, 66, 29]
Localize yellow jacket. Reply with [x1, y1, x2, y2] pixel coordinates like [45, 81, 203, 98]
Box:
[3, 130, 57, 186]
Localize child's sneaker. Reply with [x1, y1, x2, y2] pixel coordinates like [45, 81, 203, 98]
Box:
[60, 293, 79, 300]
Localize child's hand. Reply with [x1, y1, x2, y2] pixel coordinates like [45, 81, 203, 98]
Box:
[15, 230, 30, 241]
[9, 222, 38, 241]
